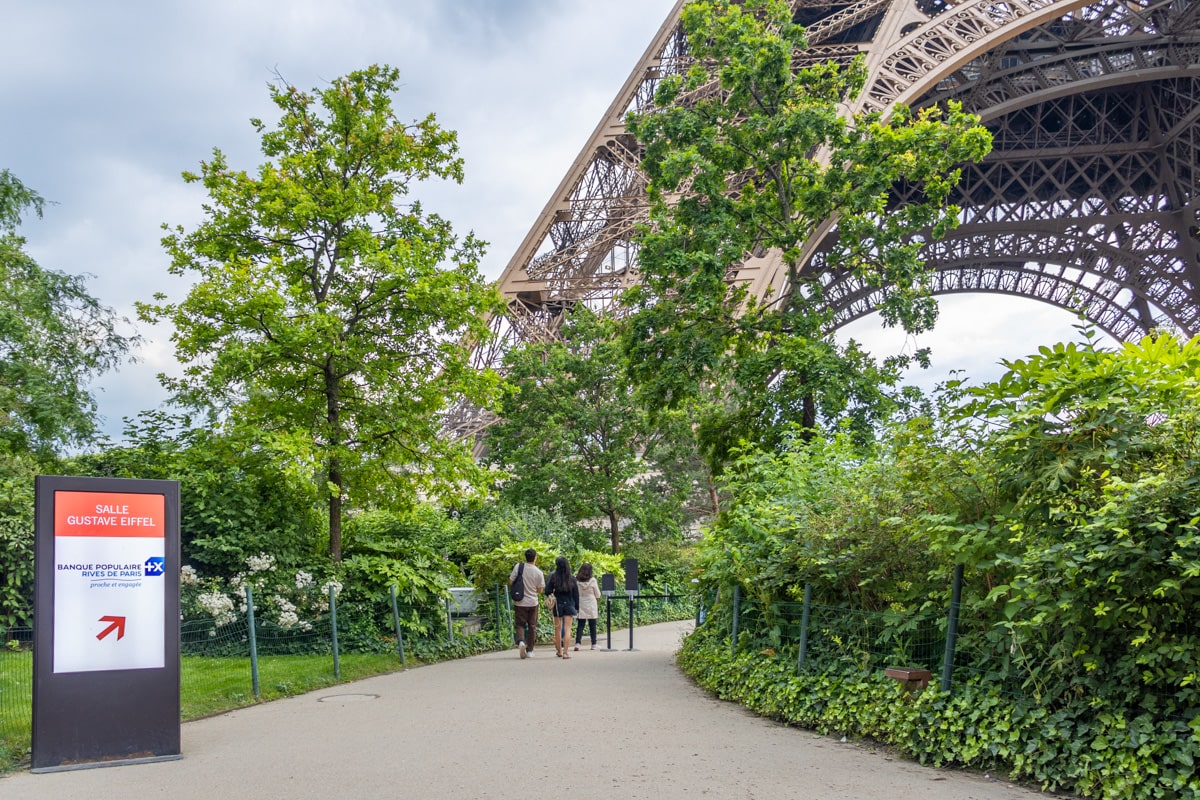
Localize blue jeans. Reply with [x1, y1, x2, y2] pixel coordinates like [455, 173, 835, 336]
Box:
[574, 618, 597, 645]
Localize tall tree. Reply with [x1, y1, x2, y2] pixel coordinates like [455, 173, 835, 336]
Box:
[0, 170, 136, 456]
[623, 0, 991, 466]
[486, 306, 710, 552]
[143, 66, 502, 561]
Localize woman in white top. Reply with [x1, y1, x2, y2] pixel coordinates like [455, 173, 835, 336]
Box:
[573, 562, 602, 650]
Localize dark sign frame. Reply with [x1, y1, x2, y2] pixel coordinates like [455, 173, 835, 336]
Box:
[32, 475, 181, 772]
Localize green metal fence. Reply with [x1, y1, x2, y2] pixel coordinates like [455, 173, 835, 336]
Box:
[715, 580, 1196, 721]
[720, 586, 992, 689]
[0, 633, 32, 753]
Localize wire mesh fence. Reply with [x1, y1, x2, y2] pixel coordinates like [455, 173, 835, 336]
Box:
[744, 600, 949, 671]
[726, 594, 999, 683]
[714, 586, 1199, 727]
[0, 630, 32, 751]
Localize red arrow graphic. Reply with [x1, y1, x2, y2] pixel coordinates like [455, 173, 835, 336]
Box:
[97, 615, 126, 641]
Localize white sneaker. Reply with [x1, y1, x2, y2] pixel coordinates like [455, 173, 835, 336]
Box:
[573, 645, 580, 651]
[590, 644, 597, 650]
[519, 641, 527, 659]
[525, 650, 535, 658]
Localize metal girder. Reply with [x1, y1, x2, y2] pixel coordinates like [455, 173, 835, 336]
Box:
[451, 0, 1200, 441]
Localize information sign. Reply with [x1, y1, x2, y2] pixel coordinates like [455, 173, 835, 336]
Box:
[32, 476, 181, 772]
[52, 491, 166, 673]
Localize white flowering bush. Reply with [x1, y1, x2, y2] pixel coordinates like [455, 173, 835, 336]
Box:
[179, 542, 471, 656]
[180, 564, 201, 586]
[196, 591, 236, 627]
[180, 554, 338, 636]
[245, 553, 276, 574]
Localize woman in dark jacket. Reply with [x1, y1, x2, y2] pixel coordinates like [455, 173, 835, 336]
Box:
[546, 556, 579, 658]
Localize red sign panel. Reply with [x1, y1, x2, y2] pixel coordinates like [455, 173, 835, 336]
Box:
[54, 491, 165, 538]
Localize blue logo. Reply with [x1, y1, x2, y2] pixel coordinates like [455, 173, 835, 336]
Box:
[144, 557, 165, 577]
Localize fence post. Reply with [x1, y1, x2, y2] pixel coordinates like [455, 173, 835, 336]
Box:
[797, 583, 813, 674]
[246, 585, 260, 699]
[495, 584, 505, 647]
[446, 597, 454, 644]
[941, 564, 964, 693]
[329, 585, 340, 680]
[390, 585, 406, 666]
[731, 584, 741, 657]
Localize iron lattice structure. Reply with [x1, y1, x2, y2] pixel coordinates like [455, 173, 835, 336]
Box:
[448, 0, 1200, 440]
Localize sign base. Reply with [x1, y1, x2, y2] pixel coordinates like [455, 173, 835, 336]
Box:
[32, 753, 183, 774]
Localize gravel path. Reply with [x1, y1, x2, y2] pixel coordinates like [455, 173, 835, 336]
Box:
[2, 620, 1051, 799]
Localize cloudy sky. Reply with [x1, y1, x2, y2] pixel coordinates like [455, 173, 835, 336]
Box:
[2, 0, 1096, 442]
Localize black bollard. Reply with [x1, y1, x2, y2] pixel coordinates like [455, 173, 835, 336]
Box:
[623, 558, 639, 652]
[625, 592, 638, 651]
[601, 573, 616, 651]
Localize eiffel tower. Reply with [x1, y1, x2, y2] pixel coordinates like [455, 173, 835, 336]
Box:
[449, 0, 1200, 440]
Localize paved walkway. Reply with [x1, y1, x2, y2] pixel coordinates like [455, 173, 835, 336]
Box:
[2, 621, 1049, 799]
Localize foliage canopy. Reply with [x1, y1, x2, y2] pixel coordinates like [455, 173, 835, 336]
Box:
[623, 0, 991, 466]
[142, 66, 503, 560]
[0, 170, 136, 457]
[486, 306, 711, 552]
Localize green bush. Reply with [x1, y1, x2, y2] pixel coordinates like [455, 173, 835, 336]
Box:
[0, 454, 35, 629]
[681, 334, 1200, 800]
[468, 540, 626, 591]
[677, 628, 1200, 799]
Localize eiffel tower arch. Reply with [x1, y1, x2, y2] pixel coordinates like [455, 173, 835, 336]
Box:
[450, 0, 1200, 439]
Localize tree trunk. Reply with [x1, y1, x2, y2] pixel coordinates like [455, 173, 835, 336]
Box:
[608, 511, 621, 554]
[802, 392, 816, 433]
[325, 361, 343, 562]
[328, 456, 343, 562]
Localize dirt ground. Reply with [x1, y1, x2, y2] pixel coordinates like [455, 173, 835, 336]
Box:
[1, 620, 1057, 799]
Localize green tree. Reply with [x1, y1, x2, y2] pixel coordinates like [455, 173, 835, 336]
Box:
[0, 170, 135, 626]
[623, 0, 991, 464]
[66, 412, 324, 576]
[0, 170, 137, 456]
[141, 66, 503, 561]
[486, 307, 710, 552]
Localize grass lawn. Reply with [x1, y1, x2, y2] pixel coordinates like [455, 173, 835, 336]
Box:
[0, 648, 31, 773]
[180, 652, 405, 718]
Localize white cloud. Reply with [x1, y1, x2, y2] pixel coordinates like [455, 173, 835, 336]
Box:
[837, 294, 1118, 393]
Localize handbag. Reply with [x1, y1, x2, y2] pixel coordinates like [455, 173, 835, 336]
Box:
[544, 592, 557, 612]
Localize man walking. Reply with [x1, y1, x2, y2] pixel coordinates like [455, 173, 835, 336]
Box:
[509, 548, 544, 658]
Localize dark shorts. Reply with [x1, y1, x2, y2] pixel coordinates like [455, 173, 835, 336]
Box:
[553, 602, 577, 617]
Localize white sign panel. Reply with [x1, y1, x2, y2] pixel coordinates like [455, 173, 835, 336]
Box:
[52, 491, 167, 673]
